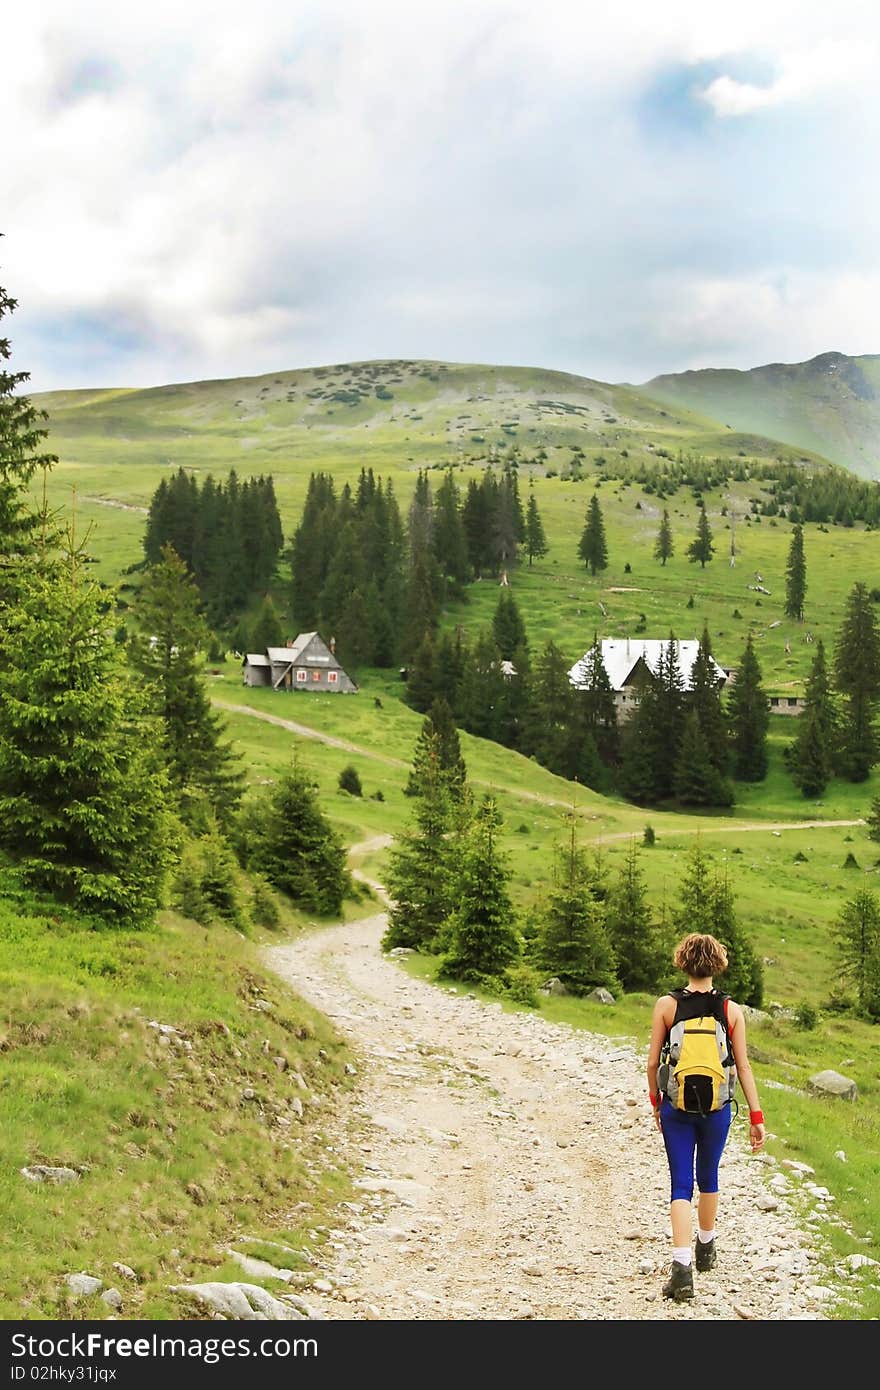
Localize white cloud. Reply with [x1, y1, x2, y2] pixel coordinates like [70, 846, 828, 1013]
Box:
[1, 1, 879, 388]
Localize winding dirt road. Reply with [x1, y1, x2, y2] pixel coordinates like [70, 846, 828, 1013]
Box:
[264, 846, 841, 1321]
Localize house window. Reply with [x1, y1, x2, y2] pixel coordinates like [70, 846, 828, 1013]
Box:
[312, 670, 321, 682]
[328, 671, 338, 684]
[296, 669, 307, 683]
[788, 698, 798, 707]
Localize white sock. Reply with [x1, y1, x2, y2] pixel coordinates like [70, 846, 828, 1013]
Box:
[698, 1228, 716, 1244]
[672, 1245, 692, 1266]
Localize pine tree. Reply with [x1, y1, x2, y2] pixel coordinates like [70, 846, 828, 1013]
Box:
[525, 483, 548, 566]
[784, 522, 807, 621]
[0, 261, 58, 613]
[604, 839, 667, 992]
[433, 467, 470, 592]
[578, 494, 608, 576]
[384, 735, 458, 951]
[400, 554, 440, 663]
[867, 795, 880, 843]
[687, 503, 714, 568]
[833, 582, 880, 782]
[248, 594, 284, 652]
[130, 544, 245, 824]
[492, 590, 528, 660]
[571, 638, 619, 766]
[239, 754, 351, 915]
[531, 816, 617, 994]
[687, 626, 732, 792]
[674, 711, 733, 807]
[727, 633, 770, 781]
[440, 796, 520, 983]
[456, 629, 506, 742]
[654, 508, 674, 566]
[832, 888, 880, 1019]
[405, 632, 437, 714]
[708, 873, 763, 1008]
[405, 697, 467, 801]
[520, 640, 573, 776]
[790, 640, 835, 797]
[0, 544, 176, 925]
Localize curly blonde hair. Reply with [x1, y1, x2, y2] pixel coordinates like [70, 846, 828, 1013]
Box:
[673, 932, 729, 980]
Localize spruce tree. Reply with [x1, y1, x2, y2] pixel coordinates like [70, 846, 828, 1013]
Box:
[790, 640, 835, 797]
[440, 796, 520, 983]
[687, 503, 714, 568]
[578, 494, 608, 576]
[604, 839, 666, 992]
[572, 638, 619, 766]
[248, 594, 284, 652]
[0, 261, 58, 613]
[0, 546, 175, 925]
[492, 590, 528, 660]
[784, 522, 807, 621]
[708, 872, 763, 1008]
[674, 711, 733, 807]
[654, 508, 674, 566]
[520, 640, 573, 776]
[833, 582, 880, 782]
[433, 467, 470, 592]
[525, 483, 548, 566]
[832, 888, 880, 1019]
[405, 697, 467, 801]
[690, 629, 727, 763]
[239, 754, 351, 915]
[727, 633, 770, 781]
[384, 735, 458, 951]
[405, 631, 437, 713]
[130, 544, 245, 824]
[531, 816, 617, 994]
[456, 629, 506, 742]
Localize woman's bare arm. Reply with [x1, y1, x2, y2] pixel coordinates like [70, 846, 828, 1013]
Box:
[728, 1001, 765, 1150]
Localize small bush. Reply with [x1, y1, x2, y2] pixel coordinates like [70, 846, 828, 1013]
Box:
[842, 851, 860, 869]
[686, 595, 695, 609]
[505, 963, 543, 1008]
[732, 608, 742, 619]
[793, 850, 808, 863]
[516, 823, 530, 834]
[250, 873, 281, 929]
[338, 765, 363, 797]
[370, 789, 385, 801]
[794, 1000, 818, 1030]
[643, 824, 656, 846]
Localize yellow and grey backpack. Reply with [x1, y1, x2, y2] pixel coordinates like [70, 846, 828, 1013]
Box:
[657, 988, 737, 1115]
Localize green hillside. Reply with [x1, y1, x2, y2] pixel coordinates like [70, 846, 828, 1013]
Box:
[639, 352, 880, 480]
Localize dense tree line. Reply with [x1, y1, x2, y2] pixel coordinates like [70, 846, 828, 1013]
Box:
[385, 722, 763, 1007]
[144, 467, 283, 625]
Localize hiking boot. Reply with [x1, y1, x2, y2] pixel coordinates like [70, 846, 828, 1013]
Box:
[662, 1260, 694, 1302]
[695, 1238, 717, 1272]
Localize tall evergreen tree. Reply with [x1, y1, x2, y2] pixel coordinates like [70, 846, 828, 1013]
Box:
[789, 639, 835, 797]
[0, 545, 175, 925]
[404, 631, 437, 714]
[833, 582, 880, 782]
[674, 711, 733, 807]
[0, 261, 57, 613]
[384, 736, 458, 951]
[572, 638, 619, 766]
[833, 888, 880, 1019]
[784, 522, 807, 621]
[405, 697, 467, 802]
[433, 468, 470, 593]
[687, 503, 714, 568]
[654, 508, 674, 566]
[578, 493, 608, 576]
[492, 590, 528, 661]
[462, 477, 491, 578]
[605, 839, 667, 992]
[456, 629, 506, 742]
[531, 816, 617, 994]
[130, 544, 245, 824]
[290, 472, 337, 630]
[525, 483, 548, 566]
[440, 796, 520, 983]
[689, 626, 731, 781]
[239, 753, 351, 915]
[707, 872, 763, 1008]
[248, 594, 284, 652]
[400, 554, 440, 663]
[520, 640, 573, 776]
[727, 633, 770, 781]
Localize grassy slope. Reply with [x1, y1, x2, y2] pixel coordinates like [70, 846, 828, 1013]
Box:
[639, 352, 880, 480]
[0, 883, 365, 1320]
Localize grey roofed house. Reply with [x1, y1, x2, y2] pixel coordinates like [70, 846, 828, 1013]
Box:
[568, 636, 729, 720]
[242, 632, 358, 692]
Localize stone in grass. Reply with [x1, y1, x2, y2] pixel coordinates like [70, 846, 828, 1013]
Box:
[101, 1289, 123, 1310]
[587, 987, 615, 1004]
[66, 1274, 103, 1298]
[21, 1165, 80, 1184]
[170, 1282, 307, 1320]
[808, 1070, 858, 1102]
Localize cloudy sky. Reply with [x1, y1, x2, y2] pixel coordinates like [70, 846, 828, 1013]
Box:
[3, 0, 879, 391]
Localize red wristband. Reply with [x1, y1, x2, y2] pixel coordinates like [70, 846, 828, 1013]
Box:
[749, 1110, 764, 1125]
[649, 1092, 661, 1108]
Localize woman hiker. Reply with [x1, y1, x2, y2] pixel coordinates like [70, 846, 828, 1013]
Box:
[646, 932, 766, 1303]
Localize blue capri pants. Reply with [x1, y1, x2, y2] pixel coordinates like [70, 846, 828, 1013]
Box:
[660, 1098, 732, 1202]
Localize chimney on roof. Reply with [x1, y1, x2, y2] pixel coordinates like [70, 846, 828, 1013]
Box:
[329, 635, 336, 654]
